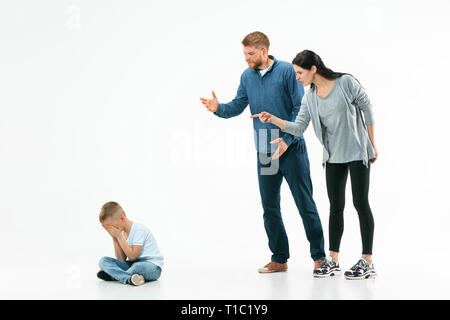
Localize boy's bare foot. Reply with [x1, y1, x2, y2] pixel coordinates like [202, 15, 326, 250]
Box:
[258, 261, 288, 273]
[127, 274, 145, 286]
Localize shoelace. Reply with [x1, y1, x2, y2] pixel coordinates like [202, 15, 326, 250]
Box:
[350, 259, 367, 271]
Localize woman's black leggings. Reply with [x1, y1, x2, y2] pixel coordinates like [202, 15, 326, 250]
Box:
[325, 160, 374, 254]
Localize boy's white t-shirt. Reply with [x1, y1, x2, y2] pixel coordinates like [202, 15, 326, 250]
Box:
[124, 222, 164, 268]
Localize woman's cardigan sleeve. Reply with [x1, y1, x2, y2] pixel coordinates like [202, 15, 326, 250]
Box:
[282, 95, 311, 137]
[344, 75, 375, 125]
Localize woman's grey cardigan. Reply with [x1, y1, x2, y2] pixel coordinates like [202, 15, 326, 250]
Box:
[282, 75, 376, 168]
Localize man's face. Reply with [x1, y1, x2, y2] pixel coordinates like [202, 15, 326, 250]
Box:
[293, 64, 315, 86]
[243, 46, 266, 70]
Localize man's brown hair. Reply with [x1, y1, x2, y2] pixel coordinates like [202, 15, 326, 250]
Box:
[241, 31, 270, 50]
[99, 201, 125, 223]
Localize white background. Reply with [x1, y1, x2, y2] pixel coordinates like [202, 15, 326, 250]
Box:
[1, 0, 449, 299]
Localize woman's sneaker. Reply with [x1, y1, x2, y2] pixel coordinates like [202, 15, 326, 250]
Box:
[344, 258, 377, 280]
[313, 256, 341, 277]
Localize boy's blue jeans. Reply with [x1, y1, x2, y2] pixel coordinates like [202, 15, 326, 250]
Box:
[99, 256, 162, 284]
[257, 138, 325, 263]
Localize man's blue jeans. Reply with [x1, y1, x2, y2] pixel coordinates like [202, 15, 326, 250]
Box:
[257, 138, 325, 263]
[99, 256, 162, 284]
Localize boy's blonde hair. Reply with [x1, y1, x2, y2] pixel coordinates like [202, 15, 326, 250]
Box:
[99, 201, 126, 223]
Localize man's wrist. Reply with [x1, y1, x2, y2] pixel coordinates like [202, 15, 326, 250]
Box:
[212, 103, 220, 114]
[281, 133, 293, 147]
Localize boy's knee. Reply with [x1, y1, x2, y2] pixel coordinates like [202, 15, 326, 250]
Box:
[98, 256, 112, 269]
[145, 266, 162, 282]
[149, 271, 161, 281]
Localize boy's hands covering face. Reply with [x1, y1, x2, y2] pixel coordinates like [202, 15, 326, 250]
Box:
[102, 223, 122, 238]
[107, 225, 122, 238]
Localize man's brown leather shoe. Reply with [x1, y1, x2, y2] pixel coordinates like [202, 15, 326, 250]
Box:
[258, 261, 288, 273]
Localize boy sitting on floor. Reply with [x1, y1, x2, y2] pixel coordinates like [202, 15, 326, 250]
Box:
[97, 201, 164, 286]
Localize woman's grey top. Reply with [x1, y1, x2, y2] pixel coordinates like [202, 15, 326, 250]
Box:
[317, 76, 365, 163]
[282, 74, 376, 168]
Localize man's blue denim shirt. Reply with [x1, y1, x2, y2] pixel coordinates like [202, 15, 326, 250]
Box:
[214, 55, 304, 154]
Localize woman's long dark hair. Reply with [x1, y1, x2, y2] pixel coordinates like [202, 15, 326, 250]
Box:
[292, 50, 358, 89]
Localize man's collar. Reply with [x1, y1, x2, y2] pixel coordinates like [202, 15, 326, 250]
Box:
[255, 55, 277, 73]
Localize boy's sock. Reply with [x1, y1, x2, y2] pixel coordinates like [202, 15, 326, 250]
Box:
[97, 270, 115, 281]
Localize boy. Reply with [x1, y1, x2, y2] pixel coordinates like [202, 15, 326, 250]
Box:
[97, 201, 164, 286]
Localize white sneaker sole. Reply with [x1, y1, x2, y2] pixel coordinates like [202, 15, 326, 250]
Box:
[131, 274, 145, 286]
[258, 268, 287, 274]
[313, 270, 341, 278]
[344, 271, 377, 280]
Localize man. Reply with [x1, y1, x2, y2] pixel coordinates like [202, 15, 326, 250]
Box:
[200, 31, 325, 273]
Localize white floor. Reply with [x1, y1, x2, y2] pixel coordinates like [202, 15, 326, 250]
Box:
[2, 252, 448, 300]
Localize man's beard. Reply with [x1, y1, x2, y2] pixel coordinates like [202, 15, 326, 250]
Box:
[251, 59, 264, 70]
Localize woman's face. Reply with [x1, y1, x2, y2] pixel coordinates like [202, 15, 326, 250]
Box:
[293, 64, 315, 86]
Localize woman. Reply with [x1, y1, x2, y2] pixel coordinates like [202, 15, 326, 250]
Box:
[250, 50, 378, 280]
